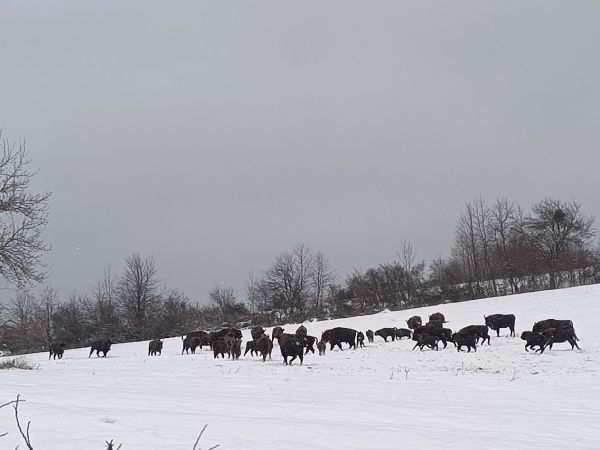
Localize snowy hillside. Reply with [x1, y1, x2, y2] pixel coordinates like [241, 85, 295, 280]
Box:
[1, 285, 599, 450]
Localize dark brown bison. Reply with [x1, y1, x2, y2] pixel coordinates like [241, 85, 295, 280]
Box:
[429, 312, 446, 323]
[89, 339, 112, 358]
[49, 342, 66, 360]
[272, 326, 285, 342]
[251, 326, 265, 341]
[406, 316, 422, 330]
[521, 331, 548, 352]
[366, 330, 374, 343]
[452, 332, 477, 352]
[412, 334, 438, 351]
[295, 325, 307, 338]
[459, 325, 491, 345]
[256, 334, 273, 362]
[230, 338, 242, 360]
[541, 328, 580, 352]
[302, 335, 317, 354]
[394, 328, 412, 340]
[533, 320, 578, 340]
[484, 314, 516, 337]
[375, 328, 396, 342]
[413, 326, 451, 348]
[321, 327, 357, 350]
[148, 339, 163, 356]
[244, 340, 258, 357]
[357, 331, 365, 347]
[278, 333, 304, 365]
[212, 337, 233, 359]
[182, 336, 201, 354]
[317, 340, 327, 356]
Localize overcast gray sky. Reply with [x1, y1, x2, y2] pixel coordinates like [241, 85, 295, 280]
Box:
[1, 1, 599, 303]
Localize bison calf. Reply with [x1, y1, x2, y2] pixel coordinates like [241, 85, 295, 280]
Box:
[366, 329, 374, 343]
[317, 340, 327, 356]
[520, 331, 548, 353]
[452, 332, 477, 352]
[49, 343, 66, 360]
[148, 339, 163, 356]
[412, 334, 438, 351]
[459, 325, 490, 346]
[375, 328, 396, 342]
[244, 340, 257, 357]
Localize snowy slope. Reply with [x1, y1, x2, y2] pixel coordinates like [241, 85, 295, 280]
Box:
[1, 285, 600, 450]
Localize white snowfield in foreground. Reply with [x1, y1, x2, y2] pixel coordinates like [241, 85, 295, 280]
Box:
[2, 285, 600, 450]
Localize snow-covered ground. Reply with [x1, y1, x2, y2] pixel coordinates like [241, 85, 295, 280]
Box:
[2, 285, 600, 449]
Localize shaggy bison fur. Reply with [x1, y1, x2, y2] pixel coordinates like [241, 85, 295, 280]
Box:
[429, 312, 446, 323]
[394, 328, 412, 340]
[459, 325, 491, 345]
[251, 326, 265, 341]
[406, 316, 422, 330]
[485, 314, 516, 337]
[256, 334, 273, 362]
[148, 339, 163, 356]
[272, 326, 285, 342]
[357, 331, 365, 347]
[452, 332, 477, 352]
[521, 331, 548, 353]
[321, 327, 357, 350]
[49, 342, 66, 360]
[278, 333, 304, 365]
[412, 334, 439, 351]
[182, 336, 201, 354]
[375, 328, 396, 342]
[89, 339, 112, 358]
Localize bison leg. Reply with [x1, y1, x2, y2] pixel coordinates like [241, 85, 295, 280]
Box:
[412, 342, 419, 351]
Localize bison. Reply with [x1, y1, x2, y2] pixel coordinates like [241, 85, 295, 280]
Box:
[413, 326, 451, 348]
[317, 340, 327, 356]
[89, 339, 112, 358]
[182, 336, 201, 354]
[366, 329, 374, 343]
[296, 325, 308, 338]
[357, 331, 365, 348]
[49, 342, 66, 360]
[212, 337, 233, 359]
[213, 327, 242, 340]
[321, 327, 357, 350]
[375, 328, 396, 342]
[452, 332, 477, 352]
[484, 314, 516, 337]
[251, 326, 265, 341]
[393, 328, 412, 340]
[542, 328, 580, 352]
[429, 312, 446, 323]
[406, 316, 422, 330]
[520, 331, 548, 353]
[148, 339, 163, 356]
[412, 334, 439, 351]
[302, 335, 318, 354]
[244, 340, 258, 357]
[425, 319, 444, 328]
[272, 326, 285, 342]
[230, 338, 242, 360]
[256, 334, 273, 362]
[278, 333, 304, 365]
[533, 320, 578, 341]
[459, 325, 491, 345]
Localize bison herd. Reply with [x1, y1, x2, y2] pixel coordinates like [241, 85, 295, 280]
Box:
[49, 312, 581, 365]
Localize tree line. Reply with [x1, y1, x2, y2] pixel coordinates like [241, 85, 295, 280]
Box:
[0, 134, 598, 355]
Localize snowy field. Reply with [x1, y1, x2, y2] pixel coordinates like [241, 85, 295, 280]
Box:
[2, 285, 600, 450]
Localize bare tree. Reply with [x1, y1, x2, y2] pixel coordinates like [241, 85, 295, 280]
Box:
[312, 251, 336, 313]
[524, 199, 595, 289]
[0, 133, 51, 286]
[208, 284, 237, 322]
[116, 254, 162, 340]
[37, 286, 58, 349]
